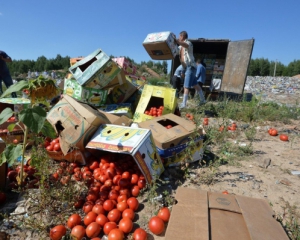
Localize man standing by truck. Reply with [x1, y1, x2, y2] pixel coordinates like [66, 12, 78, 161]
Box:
[174, 31, 206, 108]
[0, 50, 17, 98]
[195, 59, 206, 103]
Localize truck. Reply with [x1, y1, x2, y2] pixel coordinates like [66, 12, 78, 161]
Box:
[171, 38, 255, 99]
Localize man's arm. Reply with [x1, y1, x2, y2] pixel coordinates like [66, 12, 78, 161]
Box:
[175, 39, 189, 48]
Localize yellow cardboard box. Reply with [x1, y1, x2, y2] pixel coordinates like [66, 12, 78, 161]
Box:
[133, 85, 177, 123]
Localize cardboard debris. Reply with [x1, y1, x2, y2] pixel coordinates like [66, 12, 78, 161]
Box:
[112, 57, 137, 75]
[86, 124, 164, 183]
[98, 103, 133, 119]
[165, 187, 289, 240]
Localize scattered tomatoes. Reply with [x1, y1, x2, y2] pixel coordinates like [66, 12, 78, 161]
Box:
[157, 207, 170, 222]
[279, 134, 288, 141]
[148, 216, 165, 235]
[133, 228, 148, 240]
[49, 225, 66, 240]
[269, 128, 278, 136]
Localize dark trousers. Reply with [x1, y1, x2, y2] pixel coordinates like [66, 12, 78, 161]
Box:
[172, 75, 181, 97]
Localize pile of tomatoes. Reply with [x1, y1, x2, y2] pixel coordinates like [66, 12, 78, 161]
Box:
[49, 153, 153, 240]
[6, 161, 38, 190]
[227, 122, 237, 131]
[44, 137, 61, 152]
[268, 128, 289, 141]
[144, 106, 164, 117]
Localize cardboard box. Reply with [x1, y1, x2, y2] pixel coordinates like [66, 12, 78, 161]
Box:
[46, 94, 119, 155]
[63, 78, 108, 107]
[69, 49, 124, 89]
[138, 114, 205, 166]
[105, 76, 137, 104]
[112, 57, 137, 75]
[165, 187, 289, 240]
[133, 85, 177, 123]
[98, 103, 133, 119]
[143, 31, 179, 60]
[86, 124, 164, 183]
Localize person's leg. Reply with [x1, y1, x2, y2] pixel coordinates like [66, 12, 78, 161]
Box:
[194, 83, 206, 104]
[3, 74, 17, 98]
[180, 66, 194, 108]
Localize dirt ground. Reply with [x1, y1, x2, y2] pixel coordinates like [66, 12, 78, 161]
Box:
[0, 93, 299, 240]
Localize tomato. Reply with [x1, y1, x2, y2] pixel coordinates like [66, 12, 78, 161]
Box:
[74, 199, 84, 209]
[13, 139, 19, 144]
[0, 192, 6, 205]
[46, 145, 54, 151]
[127, 197, 139, 211]
[86, 222, 101, 239]
[103, 199, 115, 212]
[269, 129, 278, 136]
[49, 225, 66, 240]
[118, 217, 133, 234]
[219, 126, 225, 132]
[148, 216, 165, 235]
[107, 209, 121, 223]
[70, 225, 86, 240]
[133, 228, 148, 240]
[118, 178, 129, 188]
[86, 191, 99, 202]
[117, 194, 128, 203]
[203, 120, 208, 125]
[73, 171, 82, 181]
[106, 167, 116, 179]
[84, 211, 98, 226]
[157, 207, 170, 222]
[131, 186, 140, 197]
[67, 214, 82, 229]
[96, 214, 109, 227]
[122, 208, 135, 220]
[268, 128, 273, 134]
[166, 125, 172, 129]
[137, 179, 146, 189]
[232, 123, 237, 128]
[92, 204, 106, 215]
[7, 170, 18, 182]
[83, 201, 94, 214]
[53, 143, 61, 151]
[108, 228, 124, 240]
[60, 175, 70, 185]
[222, 190, 229, 195]
[279, 134, 289, 141]
[103, 222, 118, 235]
[117, 201, 128, 212]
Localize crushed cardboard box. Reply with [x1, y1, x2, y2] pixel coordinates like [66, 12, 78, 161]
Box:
[112, 57, 137, 75]
[138, 113, 205, 166]
[46, 94, 126, 155]
[165, 187, 289, 240]
[86, 124, 164, 183]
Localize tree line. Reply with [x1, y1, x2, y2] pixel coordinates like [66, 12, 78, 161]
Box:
[247, 58, 300, 77]
[7, 54, 300, 78]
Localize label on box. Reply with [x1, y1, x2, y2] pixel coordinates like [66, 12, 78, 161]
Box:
[98, 103, 132, 118]
[64, 78, 108, 106]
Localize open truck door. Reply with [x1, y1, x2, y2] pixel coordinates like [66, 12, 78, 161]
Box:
[220, 39, 254, 95]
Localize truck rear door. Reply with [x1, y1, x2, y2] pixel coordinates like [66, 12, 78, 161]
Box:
[220, 39, 254, 94]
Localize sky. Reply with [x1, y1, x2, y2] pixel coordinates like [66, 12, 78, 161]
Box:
[1, 0, 299, 72]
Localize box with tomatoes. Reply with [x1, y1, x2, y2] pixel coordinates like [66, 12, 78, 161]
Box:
[133, 85, 177, 123]
[86, 124, 164, 184]
[138, 114, 205, 167]
[46, 95, 123, 155]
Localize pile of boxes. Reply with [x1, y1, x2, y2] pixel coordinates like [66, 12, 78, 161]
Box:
[45, 42, 205, 183]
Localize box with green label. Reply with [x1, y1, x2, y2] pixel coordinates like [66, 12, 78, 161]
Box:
[63, 78, 108, 107]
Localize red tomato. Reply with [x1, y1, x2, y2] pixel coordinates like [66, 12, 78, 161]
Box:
[108, 228, 124, 240]
[53, 143, 61, 151]
[131, 186, 140, 197]
[157, 207, 170, 222]
[117, 201, 128, 212]
[148, 216, 165, 235]
[67, 214, 82, 229]
[103, 200, 115, 212]
[119, 217, 133, 234]
[46, 145, 54, 151]
[96, 214, 109, 227]
[49, 225, 66, 240]
[137, 179, 146, 189]
[86, 222, 101, 239]
[83, 201, 94, 214]
[103, 222, 118, 235]
[92, 204, 106, 215]
[107, 209, 121, 223]
[71, 225, 86, 240]
[133, 228, 148, 240]
[13, 139, 19, 144]
[279, 134, 289, 141]
[84, 211, 98, 226]
[89, 161, 99, 171]
[127, 197, 139, 211]
[117, 194, 128, 203]
[122, 208, 135, 221]
[131, 174, 139, 185]
[166, 125, 172, 129]
[118, 178, 129, 188]
[74, 199, 84, 209]
[7, 170, 18, 182]
[269, 129, 278, 136]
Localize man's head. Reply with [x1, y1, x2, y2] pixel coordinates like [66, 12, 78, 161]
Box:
[196, 59, 201, 65]
[179, 31, 188, 41]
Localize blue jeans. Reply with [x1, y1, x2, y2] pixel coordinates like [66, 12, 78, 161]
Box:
[0, 73, 17, 98]
[183, 66, 197, 88]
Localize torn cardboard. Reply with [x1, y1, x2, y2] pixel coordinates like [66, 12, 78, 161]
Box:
[46, 94, 120, 155]
[112, 57, 137, 75]
[165, 187, 289, 240]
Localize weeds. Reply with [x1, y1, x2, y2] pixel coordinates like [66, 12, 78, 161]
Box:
[277, 198, 300, 240]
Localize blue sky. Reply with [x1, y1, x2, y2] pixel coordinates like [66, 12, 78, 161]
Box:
[1, 0, 299, 71]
